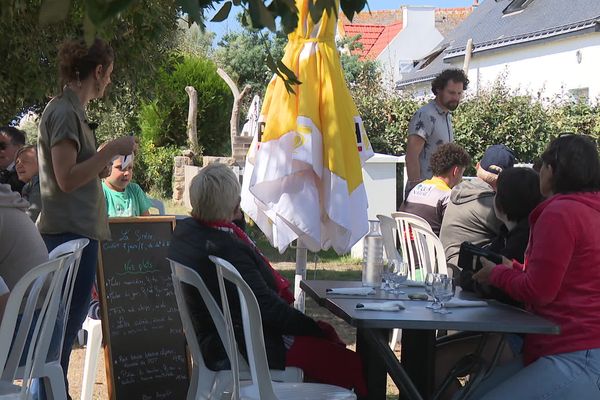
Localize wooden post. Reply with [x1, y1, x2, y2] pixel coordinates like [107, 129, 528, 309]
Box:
[463, 38, 473, 73]
[185, 85, 200, 156]
[217, 67, 251, 157]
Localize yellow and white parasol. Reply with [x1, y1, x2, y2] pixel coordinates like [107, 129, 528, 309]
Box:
[241, 0, 373, 306]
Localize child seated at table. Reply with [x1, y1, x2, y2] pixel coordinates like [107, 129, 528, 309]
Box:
[88, 148, 152, 320]
[101, 149, 151, 217]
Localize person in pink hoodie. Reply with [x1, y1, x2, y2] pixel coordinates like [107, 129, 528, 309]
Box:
[471, 134, 600, 399]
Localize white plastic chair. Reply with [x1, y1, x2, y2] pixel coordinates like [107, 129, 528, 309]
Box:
[209, 255, 357, 400]
[28, 238, 89, 400]
[391, 212, 435, 280]
[79, 317, 102, 400]
[409, 224, 448, 277]
[377, 214, 402, 264]
[0, 254, 72, 399]
[377, 214, 404, 350]
[148, 198, 166, 215]
[169, 259, 303, 400]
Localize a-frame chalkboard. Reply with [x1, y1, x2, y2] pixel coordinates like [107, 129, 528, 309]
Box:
[97, 216, 189, 400]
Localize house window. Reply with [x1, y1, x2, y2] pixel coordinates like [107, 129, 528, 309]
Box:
[568, 88, 589, 103]
[503, 0, 535, 15]
[399, 61, 413, 75]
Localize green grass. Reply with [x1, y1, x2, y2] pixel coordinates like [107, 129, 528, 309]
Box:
[245, 222, 362, 265]
[160, 196, 362, 268]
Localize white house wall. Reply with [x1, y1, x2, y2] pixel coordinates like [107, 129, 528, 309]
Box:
[463, 33, 600, 100]
[377, 7, 444, 87]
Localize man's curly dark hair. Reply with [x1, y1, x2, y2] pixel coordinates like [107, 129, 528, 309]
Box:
[431, 68, 469, 96]
[430, 143, 471, 176]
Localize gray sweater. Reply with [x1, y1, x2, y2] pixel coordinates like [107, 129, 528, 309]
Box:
[439, 178, 503, 266]
[0, 184, 48, 291]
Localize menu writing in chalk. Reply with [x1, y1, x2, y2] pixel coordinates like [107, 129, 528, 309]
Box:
[98, 217, 189, 400]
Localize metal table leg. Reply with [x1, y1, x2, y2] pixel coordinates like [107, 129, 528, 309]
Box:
[401, 329, 436, 399]
[357, 328, 389, 399]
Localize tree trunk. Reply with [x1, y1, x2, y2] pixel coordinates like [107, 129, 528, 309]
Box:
[217, 67, 251, 157]
[185, 85, 199, 155]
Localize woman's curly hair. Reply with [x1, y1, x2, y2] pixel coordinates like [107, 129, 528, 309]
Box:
[58, 38, 114, 86]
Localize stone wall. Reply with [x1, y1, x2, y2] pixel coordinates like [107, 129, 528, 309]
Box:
[172, 155, 193, 203]
[231, 136, 253, 165]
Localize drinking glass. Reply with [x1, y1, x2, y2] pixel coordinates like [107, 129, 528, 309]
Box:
[389, 259, 408, 296]
[381, 260, 394, 291]
[432, 274, 454, 314]
[424, 272, 436, 309]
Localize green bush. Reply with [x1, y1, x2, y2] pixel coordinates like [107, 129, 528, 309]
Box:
[135, 141, 180, 198]
[354, 78, 599, 166]
[138, 54, 233, 155]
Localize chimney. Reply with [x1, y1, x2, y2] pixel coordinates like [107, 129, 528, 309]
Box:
[403, 6, 436, 30]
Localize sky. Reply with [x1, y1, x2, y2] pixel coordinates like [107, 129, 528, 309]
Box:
[206, 0, 478, 42]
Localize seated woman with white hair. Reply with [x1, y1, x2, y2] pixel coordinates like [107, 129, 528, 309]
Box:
[168, 163, 367, 397]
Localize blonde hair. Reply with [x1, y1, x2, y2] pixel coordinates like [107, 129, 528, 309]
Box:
[190, 163, 241, 222]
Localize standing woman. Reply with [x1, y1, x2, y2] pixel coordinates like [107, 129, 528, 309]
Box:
[37, 38, 136, 393]
[473, 134, 600, 399]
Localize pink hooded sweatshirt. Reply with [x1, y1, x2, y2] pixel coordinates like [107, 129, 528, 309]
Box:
[491, 192, 600, 365]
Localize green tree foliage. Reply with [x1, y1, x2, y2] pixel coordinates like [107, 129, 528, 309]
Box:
[338, 35, 379, 86]
[136, 54, 233, 195]
[0, 0, 179, 125]
[139, 54, 232, 152]
[176, 20, 215, 59]
[3, 0, 369, 91]
[214, 24, 287, 97]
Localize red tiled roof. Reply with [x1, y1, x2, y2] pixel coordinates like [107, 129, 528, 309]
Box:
[339, 6, 474, 60]
[342, 23, 387, 59]
[368, 22, 404, 59]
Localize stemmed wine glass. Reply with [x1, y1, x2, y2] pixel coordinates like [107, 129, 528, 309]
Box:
[424, 272, 436, 309]
[432, 274, 454, 314]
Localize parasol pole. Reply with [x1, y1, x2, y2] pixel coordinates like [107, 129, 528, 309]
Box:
[294, 241, 308, 312]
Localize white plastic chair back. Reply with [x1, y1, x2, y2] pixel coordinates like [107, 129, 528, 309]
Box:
[169, 258, 304, 400]
[0, 255, 71, 398]
[409, 224, 448, 276]
[377, 214, 402, 263]
[391, 212, 434, 280]
[210, 255, 356, 400]
[148, 198, 166, 215]
[212, 256, 275, 400]
[48, 238, 89, 354]
[170, 258, 237, 399]
[9, 238, 89, 399]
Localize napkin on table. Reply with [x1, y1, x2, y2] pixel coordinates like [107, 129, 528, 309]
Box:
[326, 287, 375, 296]
[355, 301, 406, 311]
[444, 298, 488, 308]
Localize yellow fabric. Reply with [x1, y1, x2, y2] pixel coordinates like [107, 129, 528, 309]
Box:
[260, 0, 370, 192]
[423, 177, 452, 192]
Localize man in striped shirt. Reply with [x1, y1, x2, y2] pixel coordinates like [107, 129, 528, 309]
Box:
[400, 143, 470, 235]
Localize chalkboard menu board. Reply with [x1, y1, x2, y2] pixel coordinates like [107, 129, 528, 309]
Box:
[98, 217, 189, 400]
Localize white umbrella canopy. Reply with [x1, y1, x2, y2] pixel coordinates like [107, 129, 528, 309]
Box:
[241, 0, 373, 310]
